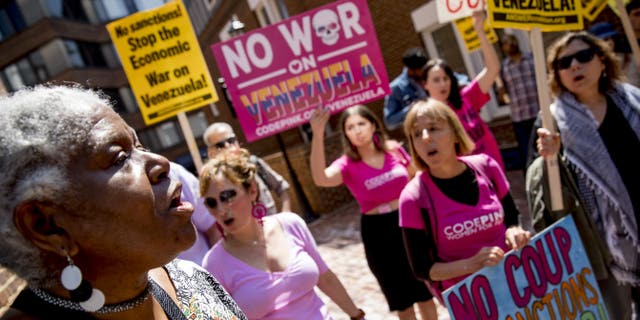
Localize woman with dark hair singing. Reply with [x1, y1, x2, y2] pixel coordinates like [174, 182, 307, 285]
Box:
[421, 11, 504, 169]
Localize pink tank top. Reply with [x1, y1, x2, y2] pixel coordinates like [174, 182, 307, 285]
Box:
[399, 154, 510, 290]
[329, 146, 411, 213]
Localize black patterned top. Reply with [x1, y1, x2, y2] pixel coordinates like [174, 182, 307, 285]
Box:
[11, 259, 247, 320]
[166, 259, 247, 320]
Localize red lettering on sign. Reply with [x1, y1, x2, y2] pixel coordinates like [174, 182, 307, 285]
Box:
[446, 0, 463, 13]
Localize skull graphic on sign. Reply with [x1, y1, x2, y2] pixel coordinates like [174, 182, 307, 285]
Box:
[312, 9, 340, 46]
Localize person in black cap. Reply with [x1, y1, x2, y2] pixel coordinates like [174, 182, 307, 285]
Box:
[383, 47, 428, 131]
[589, 21, 623, 49]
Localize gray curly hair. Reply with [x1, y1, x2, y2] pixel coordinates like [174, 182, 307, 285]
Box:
[0, 84, 111, 286]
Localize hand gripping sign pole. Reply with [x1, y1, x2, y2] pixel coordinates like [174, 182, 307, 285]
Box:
[530, 28, 563, 211]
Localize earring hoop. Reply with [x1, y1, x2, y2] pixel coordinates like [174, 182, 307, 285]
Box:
[251, 201, 267, 225]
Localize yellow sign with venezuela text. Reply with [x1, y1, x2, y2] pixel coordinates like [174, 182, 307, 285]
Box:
[488, 0, 583, 31]
[106, 1, 217, 125]
[454, 17, 499, 52]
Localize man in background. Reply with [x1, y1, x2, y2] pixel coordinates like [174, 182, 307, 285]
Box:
[203, 122, 291, 215]
[498, 34, 539, 169]
[383, 47, 428, 131]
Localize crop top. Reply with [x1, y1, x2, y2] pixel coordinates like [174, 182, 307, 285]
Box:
[329, 146, 411, 213]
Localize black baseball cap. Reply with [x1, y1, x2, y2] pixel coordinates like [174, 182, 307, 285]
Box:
[402, 47, 428, 70]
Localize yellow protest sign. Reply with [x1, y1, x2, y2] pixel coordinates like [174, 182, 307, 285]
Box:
[106, 1, 217, 125]
[583, 0, 608, 20]
[488, 0, 583, 31]
[454, 17, 499, 52]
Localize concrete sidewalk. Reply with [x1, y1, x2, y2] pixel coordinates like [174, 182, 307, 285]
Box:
[308, 169, 528, 320]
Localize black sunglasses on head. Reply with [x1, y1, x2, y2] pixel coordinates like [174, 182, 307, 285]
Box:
[555, 47, 600, 70]
[213, 136, 237, 150]
[204, 189, 237, 209]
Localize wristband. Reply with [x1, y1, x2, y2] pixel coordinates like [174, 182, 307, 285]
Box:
[350, 308, 365, 320]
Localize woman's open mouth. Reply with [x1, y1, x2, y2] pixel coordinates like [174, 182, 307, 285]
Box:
[168, 185, 194, 217]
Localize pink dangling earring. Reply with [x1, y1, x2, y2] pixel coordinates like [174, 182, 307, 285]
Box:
[251, 201, 267, 225]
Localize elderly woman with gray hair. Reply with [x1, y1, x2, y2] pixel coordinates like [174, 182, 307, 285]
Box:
[0, 84, 246, 320]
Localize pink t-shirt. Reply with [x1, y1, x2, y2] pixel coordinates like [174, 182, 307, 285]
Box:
[329, 146, 411, 213]
[202, 212, 330, 320]
[455, 80, 505, 170]
[399, 154, 509, 290]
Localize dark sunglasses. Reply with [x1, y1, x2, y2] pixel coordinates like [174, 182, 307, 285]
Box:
[555, 48, 600, 70]
[213, 136, 237, 150]
[204, 189, 237, 209]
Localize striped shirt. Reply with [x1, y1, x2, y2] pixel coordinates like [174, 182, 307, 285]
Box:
[501, 52, 540, 122]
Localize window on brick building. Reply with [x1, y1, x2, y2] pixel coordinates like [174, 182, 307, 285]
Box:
[188, 111, 208, 138]
[156, 121, 182, 149]
[63, 40, 108, 68]
[0, 0, 26, 40]
[133, 0, 167, 11]
[64, 40, 85, 67]
[2, 65, 25, 91]
[0, 57, 40, 91]
[134, 120, 184, 152]
[29, 51, 49, 82]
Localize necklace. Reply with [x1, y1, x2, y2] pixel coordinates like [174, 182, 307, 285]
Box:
[227, 237, 266, 248]
[31, 280, 152, 314]
[227, 222, 267, 247]
[250, 240, 267, 247]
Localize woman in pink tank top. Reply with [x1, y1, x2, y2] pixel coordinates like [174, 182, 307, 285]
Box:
[398, 99, 531, 311]
[421, 11, 504, 170]
[310, 105, 437, 320]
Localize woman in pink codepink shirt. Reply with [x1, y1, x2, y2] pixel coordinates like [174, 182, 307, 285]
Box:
[421, 11, 505, 170]
[399, 99, 531, 309]
[310, 105, 437, 320]
[199, 149, 365, 320]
